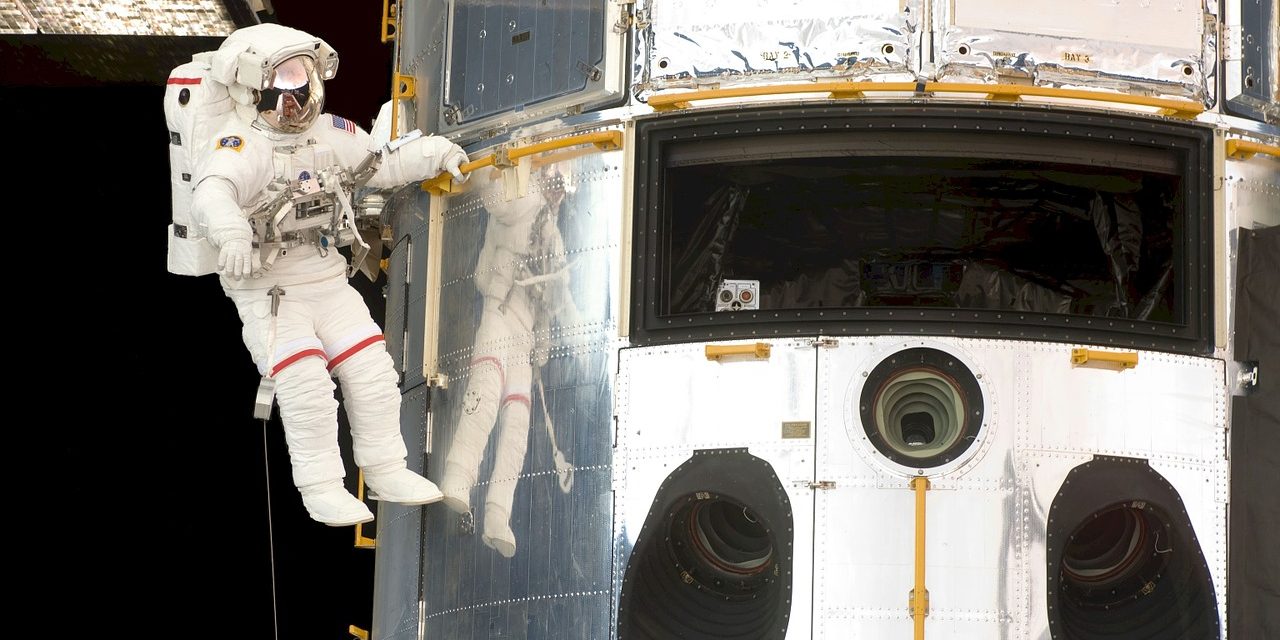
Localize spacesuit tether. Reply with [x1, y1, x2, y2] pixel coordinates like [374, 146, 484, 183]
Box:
[169, 23, 468, 526]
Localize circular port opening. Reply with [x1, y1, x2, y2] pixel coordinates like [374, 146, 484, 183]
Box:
[860, 347, 984, 469]
[881, 43, 896, 56]
[958, 44, 971, 56]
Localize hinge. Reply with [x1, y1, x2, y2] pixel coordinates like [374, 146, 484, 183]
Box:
[428, 372, 449, 389]
[808, 480, 837, 490]
[1221, 24, 1243, 62]
[814, 337, 839, 348]
[612, 0, 635, 33]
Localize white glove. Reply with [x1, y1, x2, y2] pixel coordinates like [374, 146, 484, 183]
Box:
[438, 142, 469, 184]
[217, 237, 260, 280]
[380, 133, 470, 186]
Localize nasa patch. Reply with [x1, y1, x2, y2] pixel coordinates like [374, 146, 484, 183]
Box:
[299, 170, 311, 180]
[216, 136, 245, 152]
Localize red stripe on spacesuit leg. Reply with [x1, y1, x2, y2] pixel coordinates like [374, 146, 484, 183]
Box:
[471, 356, 506, 390]
[167, 77, 202, 85]
[501, 394, 531, 409]
[326, 335, 386, 372]
[270, 349, 328, 376]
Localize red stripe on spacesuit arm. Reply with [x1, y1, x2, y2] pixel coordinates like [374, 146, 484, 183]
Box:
[270, 349, 328, 376]
[326, 335, 386, 372]
[167, 77, 202, 85]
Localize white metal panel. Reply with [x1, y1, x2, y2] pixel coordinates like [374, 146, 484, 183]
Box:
[1025, 348, 1223, 460]
[813, 336, 1226, 638]
[815, 338, 1016, 639]
[615, 339, 817, 638]
[1226, 147, 1280, 230]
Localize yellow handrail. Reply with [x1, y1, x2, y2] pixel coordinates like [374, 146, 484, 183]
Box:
[910, 476, 931, 640]
[349, 625, 370, 640]
[1071, 348, 1139, 370]
[1226, 139, 1280, 160]
[704, 343, 772, 361]
[421, 131, 623, 195]
[647, 81, 1204, 119]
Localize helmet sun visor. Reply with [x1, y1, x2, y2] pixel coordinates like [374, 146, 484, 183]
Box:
[256, 55, 324, 133]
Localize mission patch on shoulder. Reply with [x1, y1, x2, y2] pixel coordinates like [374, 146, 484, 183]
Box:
[216, 135, 245, 151]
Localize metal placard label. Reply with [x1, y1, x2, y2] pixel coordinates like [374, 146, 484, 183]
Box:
[782, 421, 811, 439]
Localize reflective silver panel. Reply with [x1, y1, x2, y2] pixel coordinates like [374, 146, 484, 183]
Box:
[413, 128, 625, 639]
[373, 383, 431, 640]
[635, 0, 918, 97]
[935, 0, 1212, 102]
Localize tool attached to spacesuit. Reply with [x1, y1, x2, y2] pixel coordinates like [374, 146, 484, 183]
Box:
[244, 129, 428, 280]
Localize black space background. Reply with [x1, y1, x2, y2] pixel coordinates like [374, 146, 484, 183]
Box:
[6, 6, 400, 639]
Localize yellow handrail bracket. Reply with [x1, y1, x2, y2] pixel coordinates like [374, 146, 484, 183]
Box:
[1226, 139, 1280, 160]
[380, 0, 397, 43]
[1070, 348, 1139, 370]
[354, 470, 376, 549]
[704, 342, 771, 361]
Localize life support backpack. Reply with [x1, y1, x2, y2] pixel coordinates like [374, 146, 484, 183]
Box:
[164, 52, 233, 276]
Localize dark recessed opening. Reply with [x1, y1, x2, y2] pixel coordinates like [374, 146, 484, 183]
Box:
[632, 106, 1212, 352]
[901, 412, 936, 447]
[1047, 457, 1220, 640]
[619, 449, 793, 640]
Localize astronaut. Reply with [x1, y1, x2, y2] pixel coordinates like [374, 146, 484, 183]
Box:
[188, 23, 468, 526]
[438, 176, 579, 557]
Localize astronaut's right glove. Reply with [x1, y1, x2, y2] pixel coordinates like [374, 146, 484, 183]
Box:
[217, 236, 261, 280]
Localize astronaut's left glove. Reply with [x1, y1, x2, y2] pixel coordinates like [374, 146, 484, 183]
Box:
[377, 132, 470, 186]
[435, 140, 469, 184]
[218, 235, 261, 280]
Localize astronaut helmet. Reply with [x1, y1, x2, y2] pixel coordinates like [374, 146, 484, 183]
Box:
[211, 23, 339, 134]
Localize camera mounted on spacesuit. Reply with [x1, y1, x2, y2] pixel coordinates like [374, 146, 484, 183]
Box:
[209, 23, 338, 134]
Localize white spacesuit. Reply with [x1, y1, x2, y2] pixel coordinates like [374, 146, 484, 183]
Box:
[186, 23, 468, 526]
[438, 181, 578, 557]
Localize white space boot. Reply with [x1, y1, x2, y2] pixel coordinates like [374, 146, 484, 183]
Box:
[364, 463, 444, 505]
[439, 462, 473, 514]
[299, 480, 375, 526]
[482, 502, 517, 558]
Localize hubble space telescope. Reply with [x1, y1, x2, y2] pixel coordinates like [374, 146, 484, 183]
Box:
[357, 0, 1278, 638]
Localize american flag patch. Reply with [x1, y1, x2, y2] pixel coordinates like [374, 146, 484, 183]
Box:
[331, 115, 356, 134]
